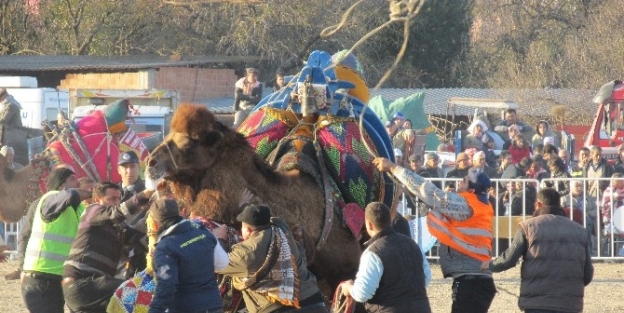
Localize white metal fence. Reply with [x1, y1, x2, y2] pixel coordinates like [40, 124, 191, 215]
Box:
[402, 177, 624, 260]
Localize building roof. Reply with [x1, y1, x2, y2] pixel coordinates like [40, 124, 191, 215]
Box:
[0, 55, 260, 72]
[208, 87, 597, 124]
[370, 88, 597, 124]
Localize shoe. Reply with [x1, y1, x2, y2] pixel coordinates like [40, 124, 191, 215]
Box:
[4, 269, 20, 280]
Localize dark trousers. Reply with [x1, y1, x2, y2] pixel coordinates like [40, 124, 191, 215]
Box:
[451, 275, 496, 313]
[62, 275, 125, 313]
[21, 274, 65, 313]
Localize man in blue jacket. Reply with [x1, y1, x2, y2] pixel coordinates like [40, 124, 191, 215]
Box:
[148, 199, 229, 313]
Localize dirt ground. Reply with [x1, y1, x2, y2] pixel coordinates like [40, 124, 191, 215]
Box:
[0, 259, 622, 312]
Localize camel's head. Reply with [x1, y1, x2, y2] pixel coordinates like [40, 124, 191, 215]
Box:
[146, 104, 236, 182]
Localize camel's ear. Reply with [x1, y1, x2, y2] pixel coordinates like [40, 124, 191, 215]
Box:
[201, 130, 224, 146]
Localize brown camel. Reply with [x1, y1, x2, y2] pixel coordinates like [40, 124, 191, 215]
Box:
[146, 103, 365, 291]
[0, 155, 41, 222]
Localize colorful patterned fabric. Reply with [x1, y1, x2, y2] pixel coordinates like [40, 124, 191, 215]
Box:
[317, 116, 383, 209]
[107, 270, 155, 313]
[42, 101, 148, 189]
[238, 108, 295, 159]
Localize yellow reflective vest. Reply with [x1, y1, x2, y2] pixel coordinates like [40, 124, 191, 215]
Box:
[23, 190, 85, 275]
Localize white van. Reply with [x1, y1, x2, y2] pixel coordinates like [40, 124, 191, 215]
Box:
[0, 76, 69, 129]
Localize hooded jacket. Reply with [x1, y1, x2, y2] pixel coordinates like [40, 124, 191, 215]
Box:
[531, 120, 559, 148]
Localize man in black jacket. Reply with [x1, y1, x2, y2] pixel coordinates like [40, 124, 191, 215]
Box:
[62, 182, 154, 313]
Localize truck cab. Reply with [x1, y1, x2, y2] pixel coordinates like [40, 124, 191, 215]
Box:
[584, 80, 624, 160]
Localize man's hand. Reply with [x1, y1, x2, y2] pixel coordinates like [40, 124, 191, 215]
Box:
[480, 260, 491, 272]
[373, 157, 396, 173]
[238, 188, 254, 208]
[211, 224, 228, 240]
[141, 188, 156, 199]
[0, 245, 11, 263]
[340, 279, 354, 297]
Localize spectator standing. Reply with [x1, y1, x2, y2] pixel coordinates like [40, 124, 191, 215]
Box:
[215, 204, 328, 313]
[509, 134, 531, 164]
[403, 118, 413, 130]
[544, 158, 571, 197]
[393, 148, 405, 167]
[509, 179, 537, 216]
[613, 143, 624, 175]
[446, 152, 471, 179]
[600, 173, 624, 225]
[583, 145, 614, 198]
[0, 145, 23, 170]
[497, 151, 512, 177]
[494, 109, 532, 135]
[526, 156, 549, 183]
[472, 151, 498, 178]
[392, 112, 406, 131]
[393, 128, 426, 161]
[408, 154, 423, 172]
[481, 188, 593, 313]
[373, 158, 496, 313]
[482, 135, 498, 169]
[62, 183, 155, 313]
[21, 168, 90, 313]
[148, 199, 229, 313]
[340, 202, 431, 313]
[501, 124, 519, 150]
[558, 149, 572, 173]
[464, 119, 488, 150]
[563, 180, 598, 254]
[531, 120, 560, 149]
[385, 121, 399, 140]
[0, 88, 23, 128]
[571, 147, 590, 177]
[418, 152, 444, 188]
[233, 68, 263, 128]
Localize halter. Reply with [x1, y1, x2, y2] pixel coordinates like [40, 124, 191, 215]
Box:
[164, 141, 182, 174]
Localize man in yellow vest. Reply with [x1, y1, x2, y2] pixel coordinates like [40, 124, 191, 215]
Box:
[20, 168, 91, 313]
[374, 157, 496, 313]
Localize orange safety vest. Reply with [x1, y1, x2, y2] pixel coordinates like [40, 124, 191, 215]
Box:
[427, 192, 493, 261]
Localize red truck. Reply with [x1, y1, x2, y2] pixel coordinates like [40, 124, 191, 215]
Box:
[584, 80, 624, 160]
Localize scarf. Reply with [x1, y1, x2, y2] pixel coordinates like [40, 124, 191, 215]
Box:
[235, 77, 261, 95]
[233, 225, 300, 308]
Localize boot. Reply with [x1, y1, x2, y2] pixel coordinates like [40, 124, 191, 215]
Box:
[4, 269, 21, 280]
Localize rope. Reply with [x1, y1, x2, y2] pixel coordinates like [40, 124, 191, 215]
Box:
[330, 283, 356, 313]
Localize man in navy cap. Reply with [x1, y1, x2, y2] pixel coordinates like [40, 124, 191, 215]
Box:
[118, 150, 145, 202]
[116, 150, 147, 279]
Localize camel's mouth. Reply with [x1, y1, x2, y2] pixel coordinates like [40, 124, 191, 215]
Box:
[145, 166, 170, 183]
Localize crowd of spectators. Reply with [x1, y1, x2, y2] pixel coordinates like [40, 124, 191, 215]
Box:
[386, 108, 624, 256]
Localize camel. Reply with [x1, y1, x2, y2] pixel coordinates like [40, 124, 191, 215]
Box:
[0, 155, 43, 222]
[146, 103, 369, 291]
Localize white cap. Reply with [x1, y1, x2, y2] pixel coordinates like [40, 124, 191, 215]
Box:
[393, 148, 403, 157]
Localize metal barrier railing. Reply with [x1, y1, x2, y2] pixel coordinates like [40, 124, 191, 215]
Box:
[401, 176, 624, 260]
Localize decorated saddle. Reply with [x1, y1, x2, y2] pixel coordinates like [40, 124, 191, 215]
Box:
[238, 50, 394, 242]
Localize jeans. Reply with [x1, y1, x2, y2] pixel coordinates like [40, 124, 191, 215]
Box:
[21, 274, 65, 313]
[451, 275, 496, 313]
[62, 275, 125, 313]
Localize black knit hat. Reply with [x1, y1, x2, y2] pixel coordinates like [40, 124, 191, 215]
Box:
[236, 204, 271, 227]
[46, 168, 75, 191]
[149, 199, 180, 223]
[118, 150, 140, 166]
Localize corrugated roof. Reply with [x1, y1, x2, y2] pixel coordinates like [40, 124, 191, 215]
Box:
[370, 88, 596, 124]
[205, 87, 597, 124]
[0, 55, 260, 71]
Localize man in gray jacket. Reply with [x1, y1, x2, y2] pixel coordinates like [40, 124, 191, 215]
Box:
[481, 188, 594, 313]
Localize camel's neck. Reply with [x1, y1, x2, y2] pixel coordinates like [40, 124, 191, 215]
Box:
[0, 164, 37, 222]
